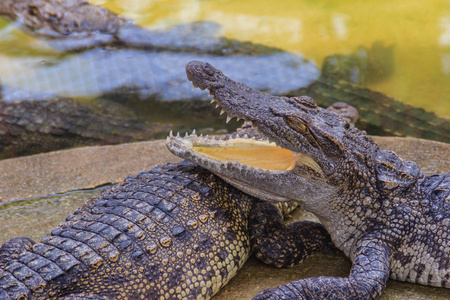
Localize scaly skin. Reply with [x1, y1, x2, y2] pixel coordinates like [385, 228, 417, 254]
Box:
[0, 162, 253, 300]
[167, 61, 450, 299]
[0, 161, 334, 299]
[0, 98, 171, 159]
[0, 0, 126, 37]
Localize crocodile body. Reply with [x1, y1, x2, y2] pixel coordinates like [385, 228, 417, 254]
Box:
[0, 0, 125, 37]
[0, 162, 253, 299]
[0, 98, 171, 159]
[0, 161, 333, 299]
[167, 61, 450, 299]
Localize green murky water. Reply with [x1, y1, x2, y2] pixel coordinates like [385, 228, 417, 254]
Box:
[96, 0, 450, 117]
[0, 189, 103, 244]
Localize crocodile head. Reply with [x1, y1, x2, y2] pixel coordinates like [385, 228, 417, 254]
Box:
[167, 61, 380, 212]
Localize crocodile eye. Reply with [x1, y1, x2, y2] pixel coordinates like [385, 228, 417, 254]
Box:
[203, 63, 215, 76]
[284, 114, 311, 133]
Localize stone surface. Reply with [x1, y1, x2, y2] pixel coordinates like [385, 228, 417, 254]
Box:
[0, 140, 181, 202]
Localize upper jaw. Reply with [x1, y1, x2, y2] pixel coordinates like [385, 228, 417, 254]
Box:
[185, 61, 301, 147]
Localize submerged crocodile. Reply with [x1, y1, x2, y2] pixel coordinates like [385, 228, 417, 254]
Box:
[290, 74, 450, 143]
[167, 61, 450, 299]
[0, 98, 171, 159]
[0, 0, 126, 37]
[286, 43, 450, 143]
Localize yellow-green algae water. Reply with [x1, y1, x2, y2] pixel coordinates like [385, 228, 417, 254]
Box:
[91, 0, 450, 117]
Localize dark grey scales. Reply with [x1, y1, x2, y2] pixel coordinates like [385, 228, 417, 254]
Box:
[0, 98, 171, 159]
[167, 61, 450, 299]
[0, 160, 334, 299]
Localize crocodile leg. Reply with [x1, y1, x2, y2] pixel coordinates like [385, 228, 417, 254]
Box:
[252, 236, 391, 300]
[249, 201, 336, 268]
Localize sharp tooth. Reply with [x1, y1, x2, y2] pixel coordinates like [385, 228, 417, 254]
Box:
[177, 132, 180, 137]
[215, 104, 220, 108]
[185, 132, 188, 137]
[192, 129, 196, 135]
[200, 134, 203, 137]
[251, 136, 256, 140]
[210, 99, 215, 104]
[206, 134, 209, 139]
[169, 130, 173, 137]
[220, 109, 225, 115]
[226, 116, 232, 123]
[244, 134, 249, 139]
[236, 133, 240, 138]
[236, 160, 240, 164]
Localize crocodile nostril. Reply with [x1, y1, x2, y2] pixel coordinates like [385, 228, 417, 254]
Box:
[203, 63, 215, 76]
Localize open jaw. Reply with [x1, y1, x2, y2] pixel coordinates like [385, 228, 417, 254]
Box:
[166, 130, 331, 203]
[166, 61, 335, 204]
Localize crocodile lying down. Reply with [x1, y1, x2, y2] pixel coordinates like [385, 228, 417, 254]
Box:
[0, 154, 333, 297]
[167, 61, 450, 299]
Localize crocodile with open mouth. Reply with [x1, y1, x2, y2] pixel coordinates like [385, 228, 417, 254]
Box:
[167, 61, 450, 299]
[0, 85, 338, 299]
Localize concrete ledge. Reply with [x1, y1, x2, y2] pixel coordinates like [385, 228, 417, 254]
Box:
[0, 136, 448, 203]
[0, 140, 181, 202]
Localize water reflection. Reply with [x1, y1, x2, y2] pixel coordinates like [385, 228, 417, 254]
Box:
[439, 15, 450, 46]
[331, 13, 349, 40]
[208, 12, 303, 43]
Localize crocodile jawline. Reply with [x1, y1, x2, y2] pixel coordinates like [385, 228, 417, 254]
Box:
[167, 93, 327, 204]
